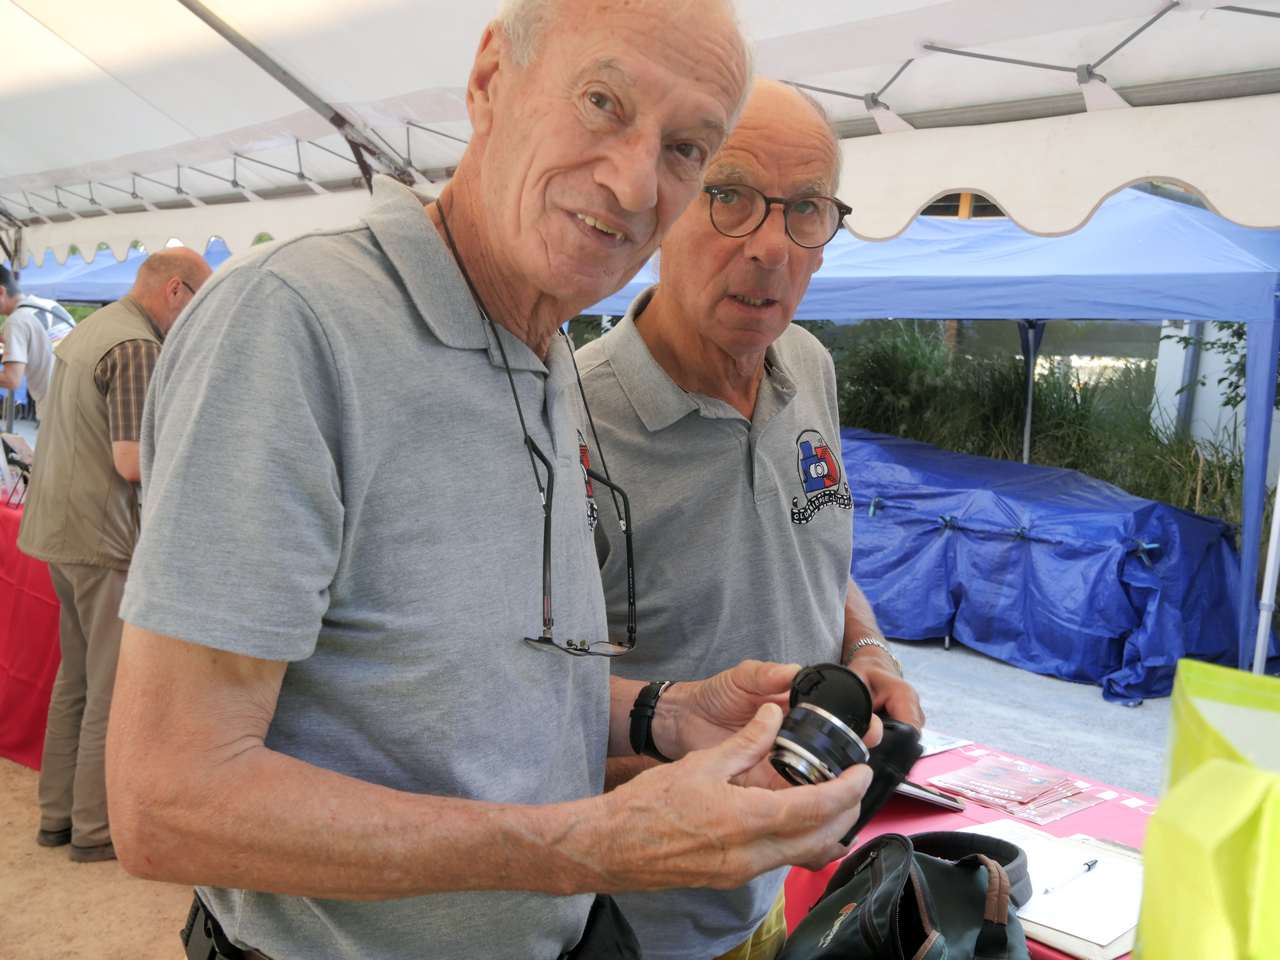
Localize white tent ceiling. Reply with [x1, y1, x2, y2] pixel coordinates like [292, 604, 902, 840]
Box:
[3, 0, 1279, 264]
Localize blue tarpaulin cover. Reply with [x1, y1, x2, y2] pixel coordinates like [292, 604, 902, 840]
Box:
[842, 427, 1279, 701]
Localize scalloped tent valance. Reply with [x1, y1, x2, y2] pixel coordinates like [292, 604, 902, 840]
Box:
[16, 89, 1278, 264]
[838, 94, 1280, 240]
[15, 189, 374, 268]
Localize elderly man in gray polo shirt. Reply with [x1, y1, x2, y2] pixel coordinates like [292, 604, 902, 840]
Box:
[576, 79, 926, 960]
[104, 4, 876, 960]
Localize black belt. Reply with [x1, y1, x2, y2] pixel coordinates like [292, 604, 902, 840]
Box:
[181, 895, 271, 960]
[184, 891, 635, 960]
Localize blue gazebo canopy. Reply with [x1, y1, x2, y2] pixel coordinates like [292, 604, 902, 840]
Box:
[592, 189, 1280, 323]
[591, 188, 1280, 671]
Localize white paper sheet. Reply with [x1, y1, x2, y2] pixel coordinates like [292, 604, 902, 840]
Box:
[919, 729, 975, 757]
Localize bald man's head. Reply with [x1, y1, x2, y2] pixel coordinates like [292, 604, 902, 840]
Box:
[135, 248, 210, 293]
[727, 79, 841, 189]
[130, 248, 213, 334]
[647, 77, 846, 365]
[497, 0, 749, 81]
[451, 0, 751, 320]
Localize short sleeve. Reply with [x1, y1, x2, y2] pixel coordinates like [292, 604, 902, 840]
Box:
[4, 316, 32, 365]
[120, 266, 345, 661]
[97, 340, 161, 442]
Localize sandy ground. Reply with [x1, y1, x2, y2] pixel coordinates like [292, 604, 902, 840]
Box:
[0, 758, 190, 959]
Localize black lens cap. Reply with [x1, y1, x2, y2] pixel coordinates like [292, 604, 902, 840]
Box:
[788, 663, 873, 737]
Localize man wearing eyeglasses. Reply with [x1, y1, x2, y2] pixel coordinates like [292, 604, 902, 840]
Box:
[17, 248, 210, 864]
[576, 79, 925, 960]
[103, 4, 876, 960]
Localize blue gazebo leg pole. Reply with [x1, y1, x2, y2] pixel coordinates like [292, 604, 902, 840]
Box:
[1237, 319, 1280, 670]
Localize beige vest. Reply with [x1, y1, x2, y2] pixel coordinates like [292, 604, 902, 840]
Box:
[18, 297, 161, 570]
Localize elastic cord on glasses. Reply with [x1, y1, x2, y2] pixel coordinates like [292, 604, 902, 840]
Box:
[436, 197, 635, 655]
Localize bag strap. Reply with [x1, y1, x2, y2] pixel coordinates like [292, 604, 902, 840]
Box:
[971, 854, 1012, 958]
[910, 831, 1032, 907]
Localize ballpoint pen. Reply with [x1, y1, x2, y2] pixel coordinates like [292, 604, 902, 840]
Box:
[1042, 859, 1099, 896]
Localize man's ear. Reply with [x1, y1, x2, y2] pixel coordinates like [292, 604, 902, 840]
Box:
[467, 24, 505, 138]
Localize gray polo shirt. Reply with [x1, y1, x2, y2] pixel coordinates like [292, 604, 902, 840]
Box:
[575, 290, 854, 959]
[121, 176, 610, 960]
[4, 293, 73, 406]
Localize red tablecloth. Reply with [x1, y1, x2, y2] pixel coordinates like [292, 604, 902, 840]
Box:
[785, 745, 1155, 960]
[0, 503, 61, 769]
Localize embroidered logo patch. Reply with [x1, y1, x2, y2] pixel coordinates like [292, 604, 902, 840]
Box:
[817, 901, 858, 949]
[578, 431, 599, 531]
[791, 429, 852, 524]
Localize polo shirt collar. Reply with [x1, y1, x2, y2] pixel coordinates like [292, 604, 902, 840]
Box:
[363, 175, 547, 374]
[120, 295, 165, 342]
[604, 288, 700, 432]
[607, 286, 798, 432]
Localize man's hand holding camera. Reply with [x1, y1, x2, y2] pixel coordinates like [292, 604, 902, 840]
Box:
[648, 659, 884, 788]
[592, 700, 873, 891]
[585, 659, 880, 889]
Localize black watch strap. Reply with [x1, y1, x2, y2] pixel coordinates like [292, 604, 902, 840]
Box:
[629, 680, 677, 762]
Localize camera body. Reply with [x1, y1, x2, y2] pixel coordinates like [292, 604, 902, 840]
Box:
[770, 663, 924, 844]
[770, 663, 873, 787]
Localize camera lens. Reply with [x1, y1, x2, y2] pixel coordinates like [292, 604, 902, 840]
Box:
[770, 663, 873, 786]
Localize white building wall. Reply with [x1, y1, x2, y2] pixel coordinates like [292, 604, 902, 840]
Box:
[1154, 321, 1280, 486]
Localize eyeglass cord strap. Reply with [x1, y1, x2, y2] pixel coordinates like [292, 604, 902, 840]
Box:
[436, 198, 546, 500]
[436, 194, 637, 653]
[564, 329, 626, 529]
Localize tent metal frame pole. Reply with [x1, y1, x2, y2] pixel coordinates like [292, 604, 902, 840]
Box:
[1254, 480, 1280, 673]
[1018, 320, 1043, 465]
[0, 205, 21, 269]
[405, 121, 470, 147]
[1022, 377, 1034, 464]
[1219, 5, 1280, 18]
[0, 203, 22, 232]
[1238, 320, 1280, 671]
[173, 0, 416, 184]
[1174, 320, 1205, 438]
[0, 205, 15, 430]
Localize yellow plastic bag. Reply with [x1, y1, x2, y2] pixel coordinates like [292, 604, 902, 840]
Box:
[1136, 660, 1280, 960]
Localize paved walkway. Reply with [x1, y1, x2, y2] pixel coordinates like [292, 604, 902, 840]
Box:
[894, 638, 1171, 797]
[0, 759, 190, 959]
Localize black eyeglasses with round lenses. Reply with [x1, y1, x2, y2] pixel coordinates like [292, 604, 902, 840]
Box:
[704, 184, 852, 249]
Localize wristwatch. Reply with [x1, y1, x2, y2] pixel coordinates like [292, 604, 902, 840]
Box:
[629, 680, 677, 762]
[849, 637, 904, 677]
